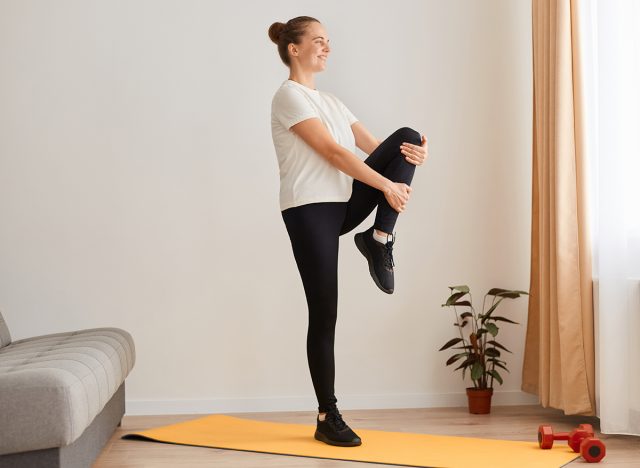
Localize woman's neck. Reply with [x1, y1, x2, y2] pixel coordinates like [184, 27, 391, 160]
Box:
[288, 72, 316, 91]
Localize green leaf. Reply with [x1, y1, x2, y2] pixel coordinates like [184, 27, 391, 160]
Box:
[439, 337, 463, 351]
[446, 353, 467, 366]
[452, 345, 474, 350]
[487, 358, 511, 373]
[485, 323, 499, 337]
[489, 369, 503, 385]
[487, 288, 529, 298]
[485, 348, 501, 357]
[460, 311, 473, 319]
[449, 285, 470, 293]
[481, 297, 504, 322]
[445, 292, 466, 306]
[492, 361, 510, 373]
[487, 340, 512, 353]
[471, 362, 484, 381]
[492, 316, 520, 324]
[454, 355, 477, 371]
[487, 357, 507, 364]
[498, 292, 522, 298]
[452, 300, 472, 307]
[454, 361, 473, 371]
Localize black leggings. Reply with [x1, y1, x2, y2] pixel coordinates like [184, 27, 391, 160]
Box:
[281, 127, 421, 413]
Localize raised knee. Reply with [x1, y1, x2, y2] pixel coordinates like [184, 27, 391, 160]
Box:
[393, 126, 421, 145]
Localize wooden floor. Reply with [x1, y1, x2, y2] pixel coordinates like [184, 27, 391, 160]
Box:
[95, 405, 640, 467]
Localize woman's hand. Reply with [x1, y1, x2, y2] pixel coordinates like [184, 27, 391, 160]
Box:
[400, 134, 429, 166]
[383, 181, 412, 213]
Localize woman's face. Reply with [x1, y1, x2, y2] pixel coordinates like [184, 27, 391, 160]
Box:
[289, 22, 331, 73]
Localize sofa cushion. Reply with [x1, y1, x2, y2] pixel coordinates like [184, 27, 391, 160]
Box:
[0, 311, 11, 349]
[0, 327, 135, 455]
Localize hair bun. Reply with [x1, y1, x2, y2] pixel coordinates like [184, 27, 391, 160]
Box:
[268, 22, 286, 44]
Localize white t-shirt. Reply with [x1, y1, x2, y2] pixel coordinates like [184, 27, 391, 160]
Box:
[271, 79, 359, 211]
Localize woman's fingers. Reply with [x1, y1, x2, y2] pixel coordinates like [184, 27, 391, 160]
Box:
[385, 182, 413, 212]
[400, 143, 417, 155]
[384, 191, 402, 213]
[401, 144, 421, 165]
[402, 184, 411, 200]
[399, 193, 408, 204]
[401, 137, 428, 166]
[398, 184, 411, 204]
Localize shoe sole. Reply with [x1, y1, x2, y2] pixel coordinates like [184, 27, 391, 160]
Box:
[314, 430, 362, 447]
[354, 233, 393, 294]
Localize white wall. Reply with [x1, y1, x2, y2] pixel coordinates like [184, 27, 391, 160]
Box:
[0, 0, 536, 415]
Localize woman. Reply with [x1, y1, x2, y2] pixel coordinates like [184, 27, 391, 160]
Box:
[268, 16, 428, 447]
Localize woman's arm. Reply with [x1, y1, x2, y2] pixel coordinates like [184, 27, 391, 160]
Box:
[352, 120, 429, 166]
[290, 118, 411, 213]
[351, 121, 380, 155]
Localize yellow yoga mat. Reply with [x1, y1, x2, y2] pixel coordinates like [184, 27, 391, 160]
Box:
[123, 414, 579, 468]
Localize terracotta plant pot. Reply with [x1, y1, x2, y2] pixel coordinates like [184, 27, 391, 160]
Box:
[466, 387, 494, 414]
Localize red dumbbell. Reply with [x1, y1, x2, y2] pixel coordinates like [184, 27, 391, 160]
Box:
[579, 437, 606, 463]
[538, 424, 606, 463]
[538, 424, 593, 450]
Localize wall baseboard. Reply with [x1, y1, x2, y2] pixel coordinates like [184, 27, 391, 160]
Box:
[125, 390, 540, 416]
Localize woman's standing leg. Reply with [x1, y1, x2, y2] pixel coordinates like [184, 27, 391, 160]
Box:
[282, 202, 345, 413]
[282, 202, 362, 447]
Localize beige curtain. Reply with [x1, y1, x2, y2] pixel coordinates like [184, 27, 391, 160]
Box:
[522, 0, 595, 416]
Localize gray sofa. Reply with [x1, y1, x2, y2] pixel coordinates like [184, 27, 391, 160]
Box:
[0, 310, 135, 467]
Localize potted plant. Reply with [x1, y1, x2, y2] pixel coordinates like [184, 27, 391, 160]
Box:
[438, 285, 529, 414]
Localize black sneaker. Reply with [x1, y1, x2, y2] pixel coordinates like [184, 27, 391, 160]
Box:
[354, 226, 395, 294]
[314, 407, 362, 447]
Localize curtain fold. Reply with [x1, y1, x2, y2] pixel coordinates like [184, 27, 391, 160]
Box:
[522, 0, 596, 416]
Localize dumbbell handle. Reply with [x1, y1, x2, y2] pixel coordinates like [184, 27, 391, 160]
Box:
[553, 432, 570, 440]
